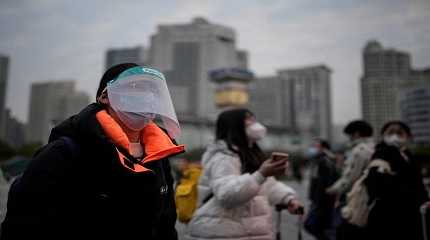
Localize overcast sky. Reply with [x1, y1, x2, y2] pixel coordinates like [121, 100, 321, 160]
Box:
[1, 0, 429, 124]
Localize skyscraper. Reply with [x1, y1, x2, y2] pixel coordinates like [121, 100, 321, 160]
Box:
[3, 109, 25, 149]
[149, 17, 247, 121]
[248, 76, 284, 127]
[59, 92, 90, 122]
[279, 65, 332, 140]
[249, 65, 332, 140]
[399, 70, 430, 145]
[361, 40, 411, 132]
[105, 46, 148, 70]
[27, 81, 89, 144]
[0, 55, 9, 139]
[236, 50, 248, 69]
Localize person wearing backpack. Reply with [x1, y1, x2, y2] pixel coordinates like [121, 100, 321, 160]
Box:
[364, 121, 430, 240]
[326, 120, 375, 196]
[0, 63, 184, 240]
[325, 120, 375, 240]
[185, 109, 303, 240]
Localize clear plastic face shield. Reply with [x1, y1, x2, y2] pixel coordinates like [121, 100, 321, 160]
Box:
[106, 66, 181, 139]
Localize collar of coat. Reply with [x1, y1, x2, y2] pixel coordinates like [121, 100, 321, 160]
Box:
[96, 110, 185, 172]
[349, 137, 374, 149]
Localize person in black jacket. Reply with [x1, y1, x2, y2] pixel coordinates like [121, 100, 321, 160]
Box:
[305, 139, 339, 240]
[1, 63, 185, 240]
[364, 121, 430, 240]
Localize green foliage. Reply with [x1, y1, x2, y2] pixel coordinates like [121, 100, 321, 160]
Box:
[412, 145, 430, 169]
[412, 145, 430, 156]
[0, 140, 16, 161]
[16, 142, 43, 158]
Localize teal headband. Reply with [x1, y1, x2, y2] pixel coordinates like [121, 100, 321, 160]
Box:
[108, 66, 166, 85]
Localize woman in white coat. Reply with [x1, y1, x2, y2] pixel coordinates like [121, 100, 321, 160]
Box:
[186, 109, 303, 240]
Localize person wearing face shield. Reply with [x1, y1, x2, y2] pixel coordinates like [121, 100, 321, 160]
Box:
[363, 121, 430, 240]
[1, 63, 185, 240]
[185, 109, 303, 240]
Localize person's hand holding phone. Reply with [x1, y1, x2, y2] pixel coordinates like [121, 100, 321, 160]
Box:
[287, 198, 305, 215]
[258, 152, 289, 177]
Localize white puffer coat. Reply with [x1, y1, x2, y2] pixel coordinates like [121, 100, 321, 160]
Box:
[185, 141, 297, 240]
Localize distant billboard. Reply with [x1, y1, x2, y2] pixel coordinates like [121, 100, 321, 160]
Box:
[209, 68, 254, 83]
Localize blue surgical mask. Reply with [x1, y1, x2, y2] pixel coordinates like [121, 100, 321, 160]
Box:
[306, 147, 320, 158]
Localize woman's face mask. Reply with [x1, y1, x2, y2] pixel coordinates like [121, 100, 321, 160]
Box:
[116, 111, 156, 131]
[246, 122, 267, 142]
[384, 134, 407, 148]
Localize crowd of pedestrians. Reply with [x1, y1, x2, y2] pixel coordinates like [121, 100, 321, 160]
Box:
[0, 63, 428, 240]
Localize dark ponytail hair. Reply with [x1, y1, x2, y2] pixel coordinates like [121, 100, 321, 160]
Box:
[215, 109, 265, 173]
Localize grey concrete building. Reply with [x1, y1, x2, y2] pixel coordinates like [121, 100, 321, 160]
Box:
[361, 40, 411, 133]
[27, 81, 89, 144]
[399, 70, 430, 145]
[145, 18, 305, 151]
[332, 124, 349, 146]
[105, 46, 148, 70]
[249, 65, 332, 141]
[0, 55, 9, 139]
[149, 17, 247, 121]
[59, 91, 90, 122]
[236, 50, 248, 69]
[279, 65, 333, 141]
[248, 76, 284, 127]
[3, 109, 25, 149]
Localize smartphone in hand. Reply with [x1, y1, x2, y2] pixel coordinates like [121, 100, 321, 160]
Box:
[271, 152, 289, 163]
[271, 152, 289, 176]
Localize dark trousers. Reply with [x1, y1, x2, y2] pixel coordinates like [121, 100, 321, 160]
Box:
[336, 220, 366, 240]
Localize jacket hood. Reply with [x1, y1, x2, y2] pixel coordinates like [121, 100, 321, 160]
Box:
[48, 103, 107, 144]
[201, 140, 236, 166]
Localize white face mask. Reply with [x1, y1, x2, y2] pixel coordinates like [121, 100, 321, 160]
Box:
[246, 122, 267, 141]
[116, 111, 156, 131]
[384, 134, 407, 148]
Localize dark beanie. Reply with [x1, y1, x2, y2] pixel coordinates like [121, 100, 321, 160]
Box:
[380, 120, 412, 137]
[96, 63, 139, 99]
[343, 120, 373, 137]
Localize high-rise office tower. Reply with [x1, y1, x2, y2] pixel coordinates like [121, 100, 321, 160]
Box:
[0, 55, 9, 139]
[105, 46, 148, 70]
[27, 81, 89, 144]
[149, 17, 247, 121]
[361, 40, 411, 132]
[279, 65, 332, 140]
